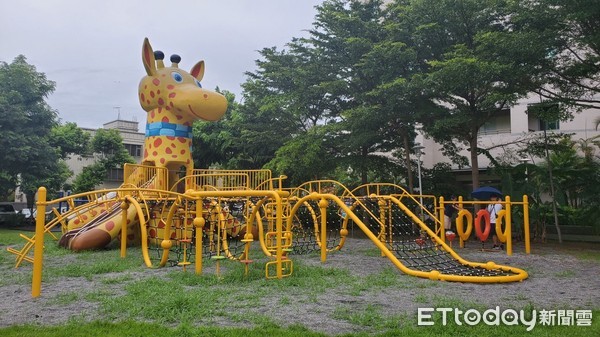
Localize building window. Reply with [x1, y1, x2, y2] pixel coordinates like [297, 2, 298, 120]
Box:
[527, 103, 561, 131]
[539, 119, 560, 131]
[479, 108, 511, 135]
[106, 168, 124, 182]
[124, 144, 142, 157]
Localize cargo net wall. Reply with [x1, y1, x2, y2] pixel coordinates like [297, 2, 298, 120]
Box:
[144, 198, 250, 267]
[353, 196, 516, 277]
[288, 199, 342, 255]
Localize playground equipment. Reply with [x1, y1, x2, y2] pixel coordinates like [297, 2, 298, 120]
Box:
[7, 39, 530, 298]
[438, 195, 531, 256]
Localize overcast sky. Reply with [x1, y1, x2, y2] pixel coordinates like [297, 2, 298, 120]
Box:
[0, 0, 324, 129]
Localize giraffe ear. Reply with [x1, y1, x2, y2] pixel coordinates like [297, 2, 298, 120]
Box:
[190, 61, 205, 81]
[142, 38, 157, 76]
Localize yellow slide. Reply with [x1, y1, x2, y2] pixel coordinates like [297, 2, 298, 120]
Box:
[59, 169, 158, 251]
[58, 197, 140, 251]
[331, 194, 529, 283]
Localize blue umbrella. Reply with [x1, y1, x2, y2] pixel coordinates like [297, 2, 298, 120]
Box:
[471, 186, 502, 200]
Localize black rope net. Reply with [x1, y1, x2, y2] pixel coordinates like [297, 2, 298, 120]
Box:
[287, 199, 342, 255]
[354, 197, 517, 277]
[144, 198, 248, 267]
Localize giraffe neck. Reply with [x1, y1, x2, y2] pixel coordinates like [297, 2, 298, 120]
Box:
[142, 111, 195, 169]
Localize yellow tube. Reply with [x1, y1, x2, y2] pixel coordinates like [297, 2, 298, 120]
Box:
[523, 195, 531, 254]
[32, 187, 47, 298]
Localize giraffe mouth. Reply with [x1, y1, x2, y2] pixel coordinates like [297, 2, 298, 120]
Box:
[188, 105, 199, 117]
[188, 104, 219, 121]
[188, 104, 203, 118]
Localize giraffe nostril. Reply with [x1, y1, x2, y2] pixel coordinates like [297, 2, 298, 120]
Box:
[203, 94, 208, 99]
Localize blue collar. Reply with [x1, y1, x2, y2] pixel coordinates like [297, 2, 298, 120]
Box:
[145, 122, 193, 138]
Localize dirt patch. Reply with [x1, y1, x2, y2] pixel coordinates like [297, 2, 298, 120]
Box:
[1, 237, 599, 334]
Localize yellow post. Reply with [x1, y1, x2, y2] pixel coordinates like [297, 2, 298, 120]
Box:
[378, 198, 387, 257]
[32, 187, 47, 298]
[194, 198, 204, 274]
[275, 194, 284, 279]
[120, 200, 129, 258]
[505, 196, 512, 256]
[523, 195, 531, 254]
[439, 196, 446, 243]
[458, 196, 465, 248]
[319, 198, 328, 263]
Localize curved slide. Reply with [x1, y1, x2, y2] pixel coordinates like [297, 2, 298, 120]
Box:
[329, 194, 528, 283]
[59, 170, 158, 251]
[58, 199, 139, 251]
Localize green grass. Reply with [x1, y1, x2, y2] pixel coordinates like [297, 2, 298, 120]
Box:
[47, 292, 80, 306]
[0, 228, 27, 245]
[570, 251, 600, 263]
[555, 269, 577, 278]
[333, 304, 403, 330]
[414, 293, 429, 303]
[1, 229, 599, 336]
[0, 320, 332, 337]
[1, 315, 598, 337]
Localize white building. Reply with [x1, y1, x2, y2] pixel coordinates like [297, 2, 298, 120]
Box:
[415, 96, 600, 187]
[65, 119, 145, 190]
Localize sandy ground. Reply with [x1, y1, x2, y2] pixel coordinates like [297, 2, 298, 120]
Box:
[0, 236, 599, 335]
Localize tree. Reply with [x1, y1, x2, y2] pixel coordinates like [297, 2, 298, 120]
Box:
[265, 127, 335, 186]
[236, 32, 345, 176]
[20, 123, 91, 205]
[49, 122, 91, 159]
[0, 55, 60, 202]
[307, 0, 404, 185]
[400, 0, 543, 190]
[521, 0, 600, 109]
[251, 0, 408, 185]
[366, 1, 444, 191]
[71, 129, 134, 193]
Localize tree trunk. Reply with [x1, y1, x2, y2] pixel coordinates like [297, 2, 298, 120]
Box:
[543, 127, 562, 243]
[25, 190, 36, 211]
[403, 133, 414, 192]
[469, 136, 480, 190]
[361, 147, 368, 185]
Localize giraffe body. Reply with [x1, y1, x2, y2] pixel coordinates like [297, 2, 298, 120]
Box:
[138, 38, 227, 186]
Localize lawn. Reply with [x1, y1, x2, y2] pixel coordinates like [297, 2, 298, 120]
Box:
[0, 228, 598, 336]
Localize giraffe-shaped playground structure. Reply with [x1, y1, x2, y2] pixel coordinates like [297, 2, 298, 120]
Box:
[139, 38, 228, 188]
[56, 39, 229, 250]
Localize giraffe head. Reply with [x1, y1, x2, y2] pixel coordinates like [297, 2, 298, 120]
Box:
[138, 38, 227, 122]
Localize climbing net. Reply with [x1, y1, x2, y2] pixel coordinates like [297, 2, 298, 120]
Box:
[353, 196, 518, 277]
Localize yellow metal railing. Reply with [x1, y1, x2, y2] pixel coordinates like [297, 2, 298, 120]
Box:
[124, 163, 168, 190]
[286, 192, 529, 283]
[192, 169, 273, 190]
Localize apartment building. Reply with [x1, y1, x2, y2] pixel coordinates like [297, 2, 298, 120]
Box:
[414, 95, 600, 188]
[65, 119, 145, 190]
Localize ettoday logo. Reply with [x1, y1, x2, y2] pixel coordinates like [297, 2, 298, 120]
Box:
[417, 307, 593, 331]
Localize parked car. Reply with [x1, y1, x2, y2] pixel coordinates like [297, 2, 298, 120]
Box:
[20, 208, 55, 223]
[0, 203, 26, 226]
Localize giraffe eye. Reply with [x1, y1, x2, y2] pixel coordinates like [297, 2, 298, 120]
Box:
[171, 72, 184, 83]
[194, 79, 202, 88]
